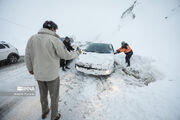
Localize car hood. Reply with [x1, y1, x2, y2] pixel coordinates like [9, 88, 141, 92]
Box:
[76, 52, 114, 69]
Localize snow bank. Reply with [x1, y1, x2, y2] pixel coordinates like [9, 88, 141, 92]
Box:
[114, 54, 164, 86]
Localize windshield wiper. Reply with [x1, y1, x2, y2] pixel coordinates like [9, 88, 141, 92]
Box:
[90, 51, 96, 52]
[98, 51, 110, 53]
[85, 50, 96, 52]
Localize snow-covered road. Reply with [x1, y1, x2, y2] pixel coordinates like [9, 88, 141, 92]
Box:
[0, 55, 180, 120]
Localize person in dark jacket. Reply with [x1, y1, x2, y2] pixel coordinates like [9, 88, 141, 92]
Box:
[115, 41, 133, 67]
[61, 37, 74, 71]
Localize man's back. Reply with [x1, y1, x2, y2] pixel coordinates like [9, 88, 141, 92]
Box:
[25, 21, 81, 120]
[25, 28, 79, 81]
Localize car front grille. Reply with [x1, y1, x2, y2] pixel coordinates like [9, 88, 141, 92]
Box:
[75, 64, 103, 70]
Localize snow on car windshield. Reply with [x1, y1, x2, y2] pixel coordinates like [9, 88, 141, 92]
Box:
[85, 43, 112, 53]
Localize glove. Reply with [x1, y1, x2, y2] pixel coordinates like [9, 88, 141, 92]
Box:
[114, 52, 118, 54]
[114, 50, 120, 54]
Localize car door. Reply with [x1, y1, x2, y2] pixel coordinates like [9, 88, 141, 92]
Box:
[0, 44, 9, 61]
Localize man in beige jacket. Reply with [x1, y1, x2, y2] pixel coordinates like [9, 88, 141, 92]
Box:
[25, 21, 81, 120]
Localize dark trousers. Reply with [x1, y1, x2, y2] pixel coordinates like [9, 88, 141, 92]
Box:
[37, 77, 60, 120]
[60, 59, 70, 68]
[125, 51, 133, 66]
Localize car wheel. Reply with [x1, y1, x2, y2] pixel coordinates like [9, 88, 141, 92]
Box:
[8, 54, 18, 64]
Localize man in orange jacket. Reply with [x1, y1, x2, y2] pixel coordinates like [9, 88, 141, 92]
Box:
[115, 41, 133, 67]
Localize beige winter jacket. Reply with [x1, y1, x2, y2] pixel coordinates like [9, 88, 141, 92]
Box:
[25, 28, 79, 81]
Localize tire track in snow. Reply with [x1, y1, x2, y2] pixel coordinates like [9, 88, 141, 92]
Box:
[0, 97, 20, 119]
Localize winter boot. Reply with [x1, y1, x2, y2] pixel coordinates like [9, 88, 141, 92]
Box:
[42, 108, 50, 119]
[62, 67, 66, 71]
[54, 113, 61, 120]
[65, 66, 70, 69]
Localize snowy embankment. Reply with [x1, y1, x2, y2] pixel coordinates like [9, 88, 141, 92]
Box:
[0, 51, 180, 120]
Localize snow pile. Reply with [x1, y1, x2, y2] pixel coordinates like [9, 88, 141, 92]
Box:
[114, 54, 164, 86]
[56, 55, 180, 120]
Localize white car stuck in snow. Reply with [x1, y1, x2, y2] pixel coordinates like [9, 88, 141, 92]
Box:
[75, 43, 115, 75]
[0, 41, 20, 64]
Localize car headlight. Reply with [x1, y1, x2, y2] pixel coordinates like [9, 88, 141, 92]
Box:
[105, 69, 110, 74]
[75, 65, 79, 70]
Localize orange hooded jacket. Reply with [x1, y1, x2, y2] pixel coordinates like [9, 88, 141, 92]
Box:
[117, 44, 132, 54]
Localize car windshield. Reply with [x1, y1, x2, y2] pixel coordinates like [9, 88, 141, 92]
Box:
[85, 43, 112, 53]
